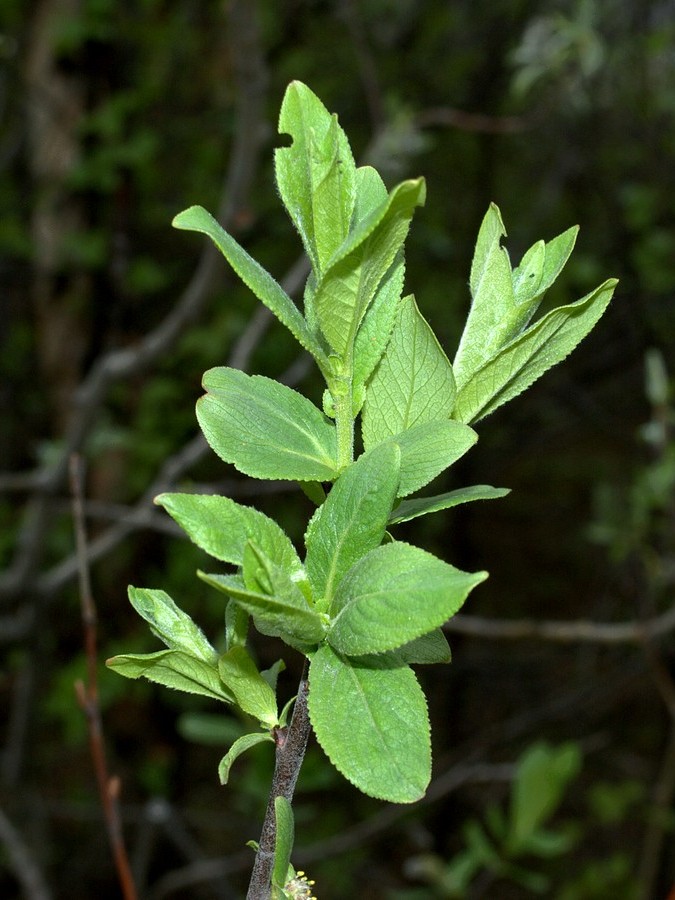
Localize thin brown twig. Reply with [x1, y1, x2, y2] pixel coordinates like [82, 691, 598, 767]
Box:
[69, 454, 138, 900]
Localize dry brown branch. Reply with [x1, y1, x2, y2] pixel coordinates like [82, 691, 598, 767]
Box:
[416, 106, 531, 134]
[444, 604, 675, 644]
[70, 454, 138, 900]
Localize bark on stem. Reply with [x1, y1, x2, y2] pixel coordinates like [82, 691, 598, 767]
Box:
[246, 666, 311, 899]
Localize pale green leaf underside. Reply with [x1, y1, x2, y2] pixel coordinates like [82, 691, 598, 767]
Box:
[128, 586, 217, 664]
[198, 571, 326, 645]
[172, 206, 323, 361]
[454, 278, 618, 423]
[218, 645, 278, 727]
[155, 492, 303, 577]
[106, 650, 233, 703]
[308, 644, 431, 802]
[390, 484, 511, 524]
[218, 732, 274, 785]
[304, 442, 400, 602]
[363, 294, 456, 447]
[197, 367, 338, 482]
[352, 255, 405, 401]
[329, 541, 487, 655]
[453, 203, 515, 386]
[275, 80, 356, 275]
[313, 177, 425, 356]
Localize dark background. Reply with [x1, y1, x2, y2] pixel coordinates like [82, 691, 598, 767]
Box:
[1, 1, 675, 897]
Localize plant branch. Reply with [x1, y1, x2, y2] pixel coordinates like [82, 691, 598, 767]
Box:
[246, 665, 312, 900]
[0, 805, 52, 900]
[444, 605, 675, 644]
[70, 455, 138, 900]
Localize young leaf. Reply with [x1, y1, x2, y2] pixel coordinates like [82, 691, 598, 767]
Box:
[313, 177, 426, 357]
[172, 206, 324, 363]
[106, 650, 234, 703]
[308, 644, 431, 803]
[379, 419, 478, 498]
[512, 239, 545, 305]
[218, 645, 279, 728]
[225, 601, 249, 649]
[198, 571, 326, 645]
[127, 587, 217, 663]
[453, 203, 515, 387]
[197, 367, 338, 482]
[155, 492, 304, 578]
[271, 796, 294, 892]
[304, 442, 400, 603]
[362, 294, 456, 447]
[275, 80, 356, 275]
[453, 278, 618, 423]
[352, 254, 405, 407]
[390, 484, 511, 524]
[328, 541, 487, 655]
[218, 732, 275, 785]
[524, 225, 579, 303]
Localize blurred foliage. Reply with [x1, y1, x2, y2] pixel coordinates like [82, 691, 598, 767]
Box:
[2, 0, 675, 896]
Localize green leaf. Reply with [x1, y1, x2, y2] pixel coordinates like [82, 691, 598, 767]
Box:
[313, 177, 426, 356]
[304, 442, 400, 603]
[352, 256, 405, 407]
[508, 742, 581, 852]
[272, 796, 294, 891]
[155, 492, 304, 578]
[453, 203, 515, 387]
[381, 419, 478, 498]
[197, 367, 338, 481]
[308, 644, 431, 802]
[127, 587, 217, 663]
[218, 731, 274, 785]
[390, 484, 511, 524]
[225, 601, 249, 649]
[516, 225, 579, 305]
[390, 629, 452, 665]
[358, 629, 452, 666]
[275, 81, 356, 276]
[172, 206, 324, 362]
[363, 294, 456, 446]
[512, 239, 545, 305]
[328, 541, 487, 655]
[198, 570, 326, 645]
[106, 650, 233, 703]
[453, 278, 618, 423]
[218, 645, 279, 727]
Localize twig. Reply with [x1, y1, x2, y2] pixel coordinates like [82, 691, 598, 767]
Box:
[444, 605, 675, 644]
[70, 454, 138, 900]
[415, 106, 530, 134]
[638, 726, 675, 900]
[246, 666, 312, 900]
[0, 805, 52, 900]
